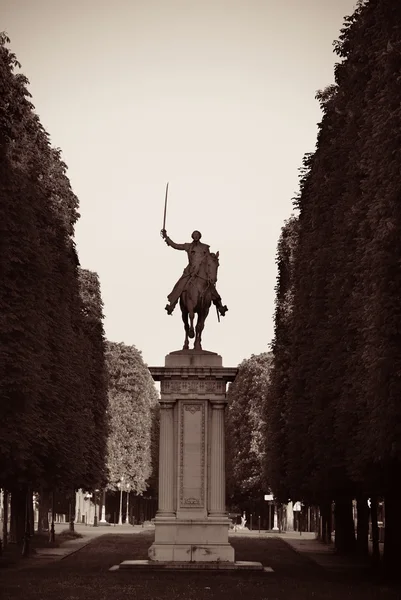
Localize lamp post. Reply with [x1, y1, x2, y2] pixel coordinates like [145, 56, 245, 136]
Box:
[117, 477, 124, 525]
[126, 483, 131, 525]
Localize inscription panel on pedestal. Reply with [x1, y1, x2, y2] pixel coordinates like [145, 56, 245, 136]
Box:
[162, 379, 226, 395]
[179, 402, 206, 508]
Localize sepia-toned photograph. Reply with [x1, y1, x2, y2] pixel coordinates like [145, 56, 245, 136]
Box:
[1, 1, 400, 598]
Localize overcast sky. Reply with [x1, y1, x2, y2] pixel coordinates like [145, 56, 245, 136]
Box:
[3, 0, 358, 367]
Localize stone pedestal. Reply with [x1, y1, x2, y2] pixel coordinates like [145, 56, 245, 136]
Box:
[148, 350, 237, 563]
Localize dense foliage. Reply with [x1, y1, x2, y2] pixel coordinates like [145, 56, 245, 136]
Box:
[263, 217, 298, 506]
[226, 353, 273, 504]
[105, 342, 158, 495]
[265, 0, 401, 576]
[77, 269, 109, 490]
[0, 33, 108, 547]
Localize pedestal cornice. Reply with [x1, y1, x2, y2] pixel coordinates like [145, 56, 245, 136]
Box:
[149, 366, 238, 382]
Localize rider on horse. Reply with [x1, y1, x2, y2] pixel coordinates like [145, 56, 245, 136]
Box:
[161, 229, 228, 317]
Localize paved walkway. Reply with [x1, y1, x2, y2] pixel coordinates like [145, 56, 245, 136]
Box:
[1, 524, 381, 576]
[0, 522, 155, 569]
[229, 529, 378, 573]
[1, 525, 379, 574]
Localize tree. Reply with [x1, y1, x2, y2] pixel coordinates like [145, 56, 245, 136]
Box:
[0, 33, 108, 547]
[226, 353, 273, 506]
[146, 402, 160, 499]
[266, 0, 401, 571]
[341, 0, 401, 573]
[105, 342, 158, 494]
[263, 216, 299, 505]
[77, 269, 109, 491]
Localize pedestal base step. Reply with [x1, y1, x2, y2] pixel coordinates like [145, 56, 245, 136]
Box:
[149, 542, 235, 562]
[114, 560, 270, 572]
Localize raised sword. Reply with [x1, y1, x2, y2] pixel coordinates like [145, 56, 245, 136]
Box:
[161, 182, 169, 237]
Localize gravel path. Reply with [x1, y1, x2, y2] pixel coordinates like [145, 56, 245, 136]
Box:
[0, 531, 399, 600]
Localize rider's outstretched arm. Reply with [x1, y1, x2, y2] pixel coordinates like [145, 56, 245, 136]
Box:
[166, 238, 188, 250]
[162, 231, 188, 251]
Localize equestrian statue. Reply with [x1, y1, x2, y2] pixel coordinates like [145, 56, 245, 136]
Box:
[160, 184, 228, 351]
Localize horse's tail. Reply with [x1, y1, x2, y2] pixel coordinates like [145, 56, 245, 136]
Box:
[216, 304, 220, 323]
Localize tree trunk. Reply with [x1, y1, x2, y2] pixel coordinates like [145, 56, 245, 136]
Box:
[10, 488, 26, 547]
[334, 496, 356, 554]
[383, 488, 400, 579]
[2, 490, 9, 548]
[49, 490, 56, 543]
[22, 486, 31, 557]
[69, 489, 76, 532]
[38, 487, 50, 533]
[29, 491, 35, 536]
[356, 495, 369, 557]
[320, 501, 332, 544]
[320, 505, 326, 542]
[370, 495, 380, 566]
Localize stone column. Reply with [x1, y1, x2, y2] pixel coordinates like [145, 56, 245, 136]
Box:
[157, 402, 175, 516]
[273, 504, 279, 531]
[286, 501, 294, 531]
[209, 401, 226, 516]
[99, 489, 107, 524]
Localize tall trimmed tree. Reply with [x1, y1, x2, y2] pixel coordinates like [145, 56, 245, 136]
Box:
[267, 0, 401, 572]
[263, 216, 299, 504]
[0, 32, 108, 546]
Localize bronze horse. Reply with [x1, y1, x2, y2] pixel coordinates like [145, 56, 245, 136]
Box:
[179, 251, 220, 351]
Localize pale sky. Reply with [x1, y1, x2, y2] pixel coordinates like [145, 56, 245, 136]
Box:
[3, 0, 357, 368]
